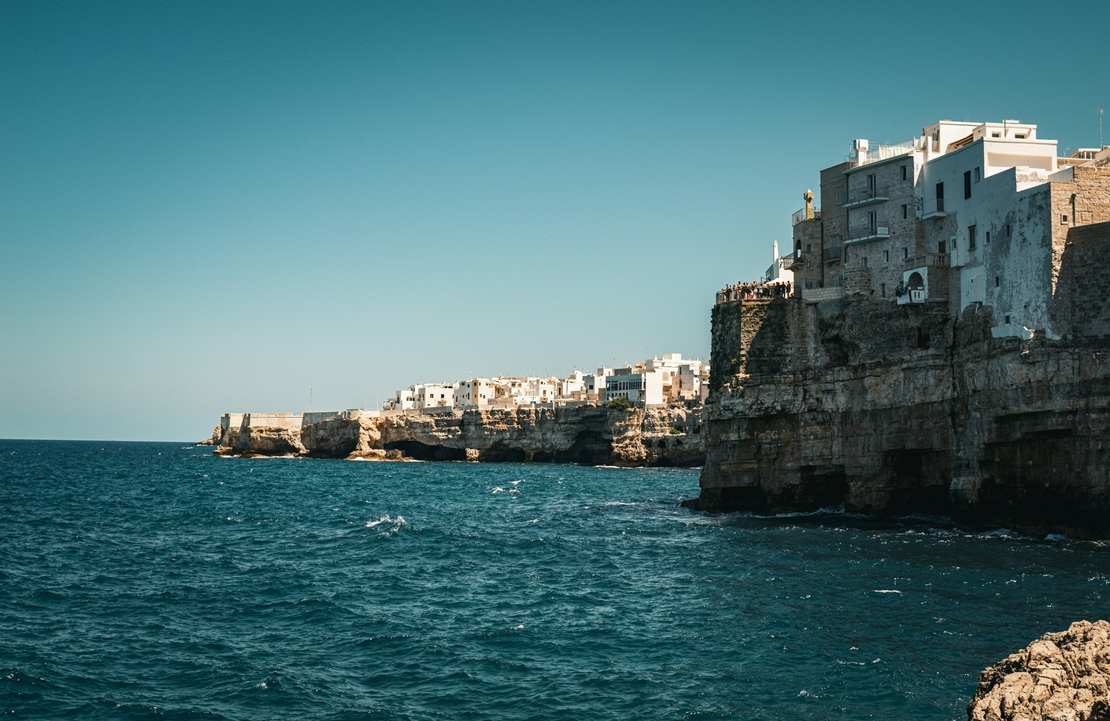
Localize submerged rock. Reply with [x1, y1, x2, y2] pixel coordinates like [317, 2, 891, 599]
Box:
[968, 620, 1110, 721]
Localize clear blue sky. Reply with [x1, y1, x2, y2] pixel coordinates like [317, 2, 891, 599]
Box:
[2, 0, 1107, 441]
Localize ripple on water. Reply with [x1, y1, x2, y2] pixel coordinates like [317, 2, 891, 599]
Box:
[0, 441, 1107, 720]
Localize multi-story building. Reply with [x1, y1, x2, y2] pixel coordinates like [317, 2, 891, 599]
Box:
[792, 119, 1110, 338]
[455, 378, 496, 409]
[412, 383, 455, 409]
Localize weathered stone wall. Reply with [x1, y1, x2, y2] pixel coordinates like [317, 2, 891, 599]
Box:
[1052, 221, 1110, 338]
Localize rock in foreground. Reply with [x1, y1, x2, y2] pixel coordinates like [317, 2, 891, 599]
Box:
[968, 620, 1110, 721]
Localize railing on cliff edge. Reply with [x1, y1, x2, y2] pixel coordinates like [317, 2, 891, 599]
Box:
[715, 281, 795, 305]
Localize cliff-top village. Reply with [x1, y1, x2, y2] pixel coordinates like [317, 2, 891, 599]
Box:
[719, 118, 1110, 337]
[216, 352, 709, 440]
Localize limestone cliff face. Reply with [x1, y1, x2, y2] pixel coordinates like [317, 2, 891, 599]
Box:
[216, 404, 704, 467]
[967, 620, 1110, 721]
[687, 287, 1110, 538]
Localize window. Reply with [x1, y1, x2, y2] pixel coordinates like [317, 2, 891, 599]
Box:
[862, 256, 868, 268]
[901, 165, 907, 181]
[969, 225, 977, 250]
[831, 276, 841, 287]
[1015, 134, 1026, 139]
[939, 240, 946, 254]
[881, 283, 886, 297]
[936, 182, 944, 212]
[867, 174, 876, 197]
[902, 204, 908, 220]
[995, 276, 1000, 288]
[869, 211, 877, 234]
[986, 230, 991, 244]
[1005, 314, 1011, 324]
[883, 250, 889, 263]
[964, 170, 972, 199]
[902, 247, 908, 259]
[837, 188, 844, 204]
[974, 167, 981, 183]
[992, 132, 1000, 138]
[1061, 214, 1069, 224]
[1006, 223, 1012, 237]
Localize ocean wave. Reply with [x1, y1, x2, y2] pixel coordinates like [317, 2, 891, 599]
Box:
[365, 514, 407, 536]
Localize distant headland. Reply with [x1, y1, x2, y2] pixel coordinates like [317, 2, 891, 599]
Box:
[206, 353, 707, 467]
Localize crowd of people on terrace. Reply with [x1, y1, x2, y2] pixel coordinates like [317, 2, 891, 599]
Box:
[716, 280, 794, 304]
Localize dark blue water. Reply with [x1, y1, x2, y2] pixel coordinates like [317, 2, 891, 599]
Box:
[2, 440, 1108, 719]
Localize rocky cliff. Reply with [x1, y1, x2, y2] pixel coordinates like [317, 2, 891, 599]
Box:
[685, 270, 1110, 537]
[968, 620, 1110, 721]
[215, 404, 704, 467]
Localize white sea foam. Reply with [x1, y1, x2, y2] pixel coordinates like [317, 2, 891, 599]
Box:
[365, 515, 407, 535]
[490, 487, 507, 494]
[873, 589, 902, 594]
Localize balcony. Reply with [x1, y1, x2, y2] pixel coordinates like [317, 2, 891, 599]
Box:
[904, 252, 950, 271]
[846, 226, 890, 244]
[788, 250, 805, 269]
[920, 198, 947, 219]
[791, 208, 822, 226]
[822, 246, 841, 262]
[842, 191, 889, 209]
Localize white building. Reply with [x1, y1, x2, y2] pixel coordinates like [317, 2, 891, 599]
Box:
[383, 389, 414, 411]
[605, 369, 664, 406]
[764, 240, 795, 284]
[455, 378, 496, 409]
[413, 383, 455, 409]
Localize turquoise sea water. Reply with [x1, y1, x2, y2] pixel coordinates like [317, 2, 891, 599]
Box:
[2, 440, 1108, 719]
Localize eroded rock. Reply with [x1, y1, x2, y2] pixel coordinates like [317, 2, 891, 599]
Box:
[968, 620, 1110, 721]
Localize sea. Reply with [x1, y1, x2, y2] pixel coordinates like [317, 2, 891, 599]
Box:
[2, 440, 1108, 720]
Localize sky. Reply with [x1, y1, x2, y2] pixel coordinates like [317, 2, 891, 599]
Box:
[2, 0, 1108, 441]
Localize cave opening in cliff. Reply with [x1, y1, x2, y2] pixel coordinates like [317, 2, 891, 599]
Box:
[383, 441, 466, 462]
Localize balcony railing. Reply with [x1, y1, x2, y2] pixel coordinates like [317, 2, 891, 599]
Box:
[846, 227, 890, 243]
[920, 198, 946, 218]
[822, 246, 841, 262]
[904, 252, 950, 271]
[842, 191, 889, 209]
[791, 208, 821, 226]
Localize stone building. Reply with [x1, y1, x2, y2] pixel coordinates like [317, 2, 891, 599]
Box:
[792, 119, 1110, 338]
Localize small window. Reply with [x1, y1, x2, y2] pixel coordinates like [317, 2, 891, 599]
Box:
[881, 283, 886, 298]
[986, 230, 991, 244]
[1005, 314, 1011, 324]
[883, 250, 889, 263]
[1015, 134, 1025, 139]
[969, 225, 977, 250]
[995, 276, 1000, 288]
[939, 240, 946, 254]
[831, 276, 841, 287]
[1061, 214, 1069, 224]
[902, 248, 908, 259]
[902, 204, 908, 220]
[901, 165, 907, 181]
[862, 256, 868, 268]
[837, 188, 844, 204]
[992, 132, 1000, 138]
[964, 170, 972, 199]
